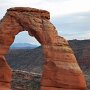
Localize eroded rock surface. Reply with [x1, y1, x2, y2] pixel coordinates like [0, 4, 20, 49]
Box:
[0, 7, 86, 90]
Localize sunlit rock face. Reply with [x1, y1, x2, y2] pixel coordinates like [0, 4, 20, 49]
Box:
[0, 7, 86, 90]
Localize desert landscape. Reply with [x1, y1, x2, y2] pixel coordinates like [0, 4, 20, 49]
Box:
[0, 7, 87, 90]
[0, 1, 90, 89]
[5, 39, 90, 90]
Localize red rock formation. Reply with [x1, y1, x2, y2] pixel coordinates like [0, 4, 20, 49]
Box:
[0, 7, 86, 90]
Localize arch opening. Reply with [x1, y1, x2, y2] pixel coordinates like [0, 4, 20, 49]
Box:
[5, 31, 44, 90]
[10, 31, 41, 48]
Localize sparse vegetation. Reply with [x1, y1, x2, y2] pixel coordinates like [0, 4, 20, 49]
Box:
[12, 70, 41, 90]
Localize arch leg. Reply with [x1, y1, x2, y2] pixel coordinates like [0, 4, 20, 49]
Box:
[0, 56, 12, 90]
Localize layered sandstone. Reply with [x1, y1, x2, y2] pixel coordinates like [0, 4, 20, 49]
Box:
[0, 7, 86, 90]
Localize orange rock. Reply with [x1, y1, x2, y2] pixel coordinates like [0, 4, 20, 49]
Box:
[0, 56, 12, 89]
[0, 7, 86, 90]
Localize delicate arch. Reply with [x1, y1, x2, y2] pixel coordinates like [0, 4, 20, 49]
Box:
[0, 7, 86, 90]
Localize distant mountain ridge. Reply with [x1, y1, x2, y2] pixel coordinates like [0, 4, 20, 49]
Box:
[7, 39, 90, 72]
[10, 43, 38, 49]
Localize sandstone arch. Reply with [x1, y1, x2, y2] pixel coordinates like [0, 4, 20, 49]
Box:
[0, 7, 86, 90]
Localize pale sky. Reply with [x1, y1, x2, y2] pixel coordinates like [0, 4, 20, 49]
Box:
[0, 0, 90, 45]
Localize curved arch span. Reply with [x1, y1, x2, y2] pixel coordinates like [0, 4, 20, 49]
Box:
[0, 7, 86, 90]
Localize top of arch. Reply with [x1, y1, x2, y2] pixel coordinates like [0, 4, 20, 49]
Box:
[7, 7, 50, 19]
